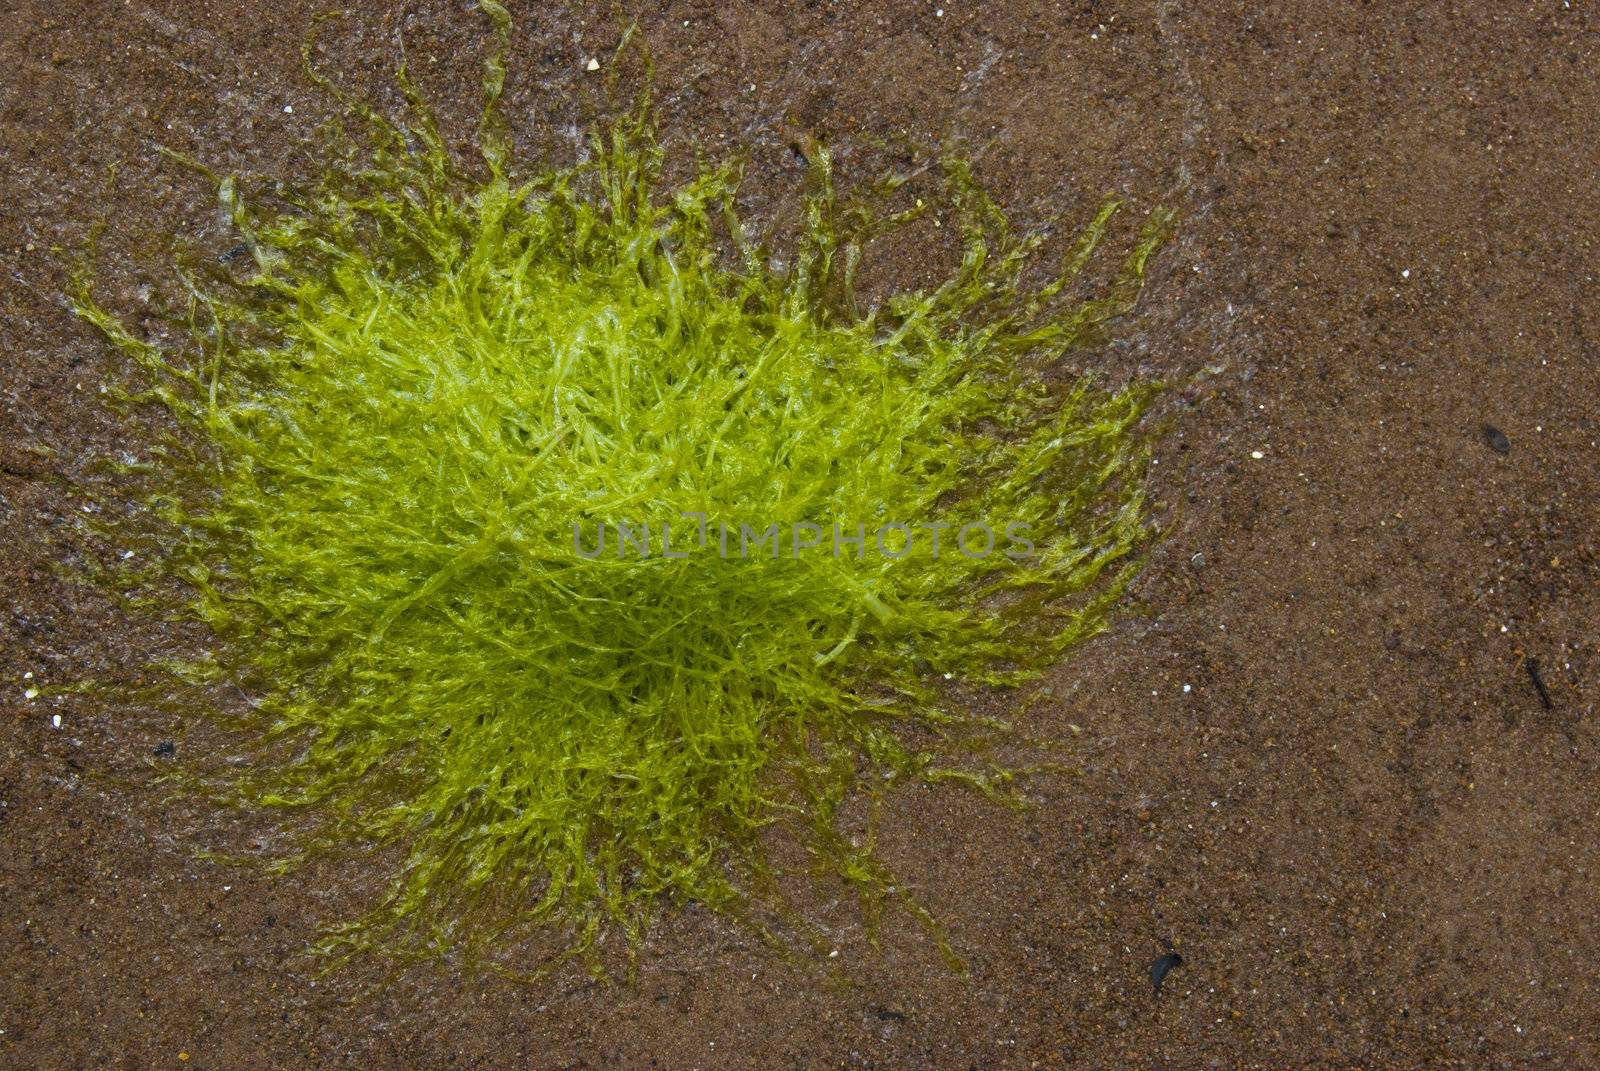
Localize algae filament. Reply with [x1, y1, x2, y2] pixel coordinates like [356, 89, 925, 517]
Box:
[75, 8, 1171, 977]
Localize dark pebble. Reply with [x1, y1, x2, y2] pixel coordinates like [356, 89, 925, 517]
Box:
[152, 740, 176, 757]
[1150, 951, 1184, 996]
[1525, 656, 1554, 711]
[1482, 424, 1510, 454]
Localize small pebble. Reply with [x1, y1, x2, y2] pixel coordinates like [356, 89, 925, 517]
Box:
[1250, 450, 1265, 460]
[585, 57, 600, 71]
[51, 714, 62, 729]
[1150, 951, 1184, 996]
[1482, 424, 1510, 455]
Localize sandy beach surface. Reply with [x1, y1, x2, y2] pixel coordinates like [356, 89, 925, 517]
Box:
[4, 1, 1599, 1067]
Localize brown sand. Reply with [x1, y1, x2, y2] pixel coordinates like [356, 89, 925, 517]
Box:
[3, 2, 1599, 1067]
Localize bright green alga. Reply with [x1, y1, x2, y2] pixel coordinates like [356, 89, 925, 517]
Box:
[74, 8, 1171, 977]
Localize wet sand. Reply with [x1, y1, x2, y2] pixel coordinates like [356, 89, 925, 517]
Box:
[4, 1, 1599, 1067]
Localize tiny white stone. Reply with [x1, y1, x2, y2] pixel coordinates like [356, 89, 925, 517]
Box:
[23, 671, 32, 680]
[1183, 683, 1192, 693]
[1250, 450, 1265, 460]
[585, 57, 600, 71]
[283, 104, 293, 114]
[51, 714, 62, 729]
[1400, 268, 1410, 278]
[936, 7, 944, 15]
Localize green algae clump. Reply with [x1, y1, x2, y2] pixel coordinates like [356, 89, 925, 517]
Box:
[74, 13, 1171, 976]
